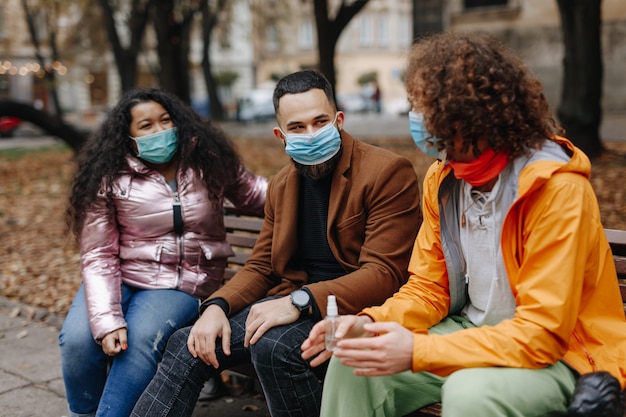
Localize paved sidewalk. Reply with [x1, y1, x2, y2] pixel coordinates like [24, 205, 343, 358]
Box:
[0, 297, 269, 417]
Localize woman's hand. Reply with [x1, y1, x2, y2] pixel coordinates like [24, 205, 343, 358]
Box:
[101, 328, 128, 356]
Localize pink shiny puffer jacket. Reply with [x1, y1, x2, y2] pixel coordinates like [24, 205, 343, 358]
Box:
[80, 156, 267, 340]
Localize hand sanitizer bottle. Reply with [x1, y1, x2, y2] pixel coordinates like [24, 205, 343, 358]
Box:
[325, 295, 339, 351]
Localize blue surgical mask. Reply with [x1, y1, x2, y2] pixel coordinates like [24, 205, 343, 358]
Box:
[409, 111, 443, 159]
[281, 116, 341, 165]
[131, 127, 178, 164]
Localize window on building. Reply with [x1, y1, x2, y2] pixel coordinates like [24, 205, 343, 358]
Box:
[413, 0, 443, 38]
[359, 14, 373, 47]
[378, 15, 389, 47]
[464, 0, 508, 8]
[398, 15, 411, 48]
[299, 19, 314, 50]
[217, 26, 231, 50]
[0, 5, 5, 39]
[266, 24, 280, 53]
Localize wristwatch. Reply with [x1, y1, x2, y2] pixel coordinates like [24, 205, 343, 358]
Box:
[290, 289, 311, 315]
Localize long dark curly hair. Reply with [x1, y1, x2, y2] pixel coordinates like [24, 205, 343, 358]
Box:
[67, 88, 242, 238]
[405, 32, 564, 159]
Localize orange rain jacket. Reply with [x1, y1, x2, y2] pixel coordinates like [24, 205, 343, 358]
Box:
[362, 136, 626, 387]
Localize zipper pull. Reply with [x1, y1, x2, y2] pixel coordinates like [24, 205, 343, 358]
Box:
[173, 197, 183, 235]
[465, 273, 469, 284]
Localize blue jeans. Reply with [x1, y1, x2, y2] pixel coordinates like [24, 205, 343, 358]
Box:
[130, 297, 328, 417]
[59, 283, 199, 417]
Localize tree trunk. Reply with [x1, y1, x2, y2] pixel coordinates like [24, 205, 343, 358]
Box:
[556, 0, 604, 158]
[20, 0, 63, 119]
[313, 0, 370, 96]
[201, 0, 225, 121]
[97, 0, 152, 93]
[0, 101, 87, 152]
[153, 1, 193, 104]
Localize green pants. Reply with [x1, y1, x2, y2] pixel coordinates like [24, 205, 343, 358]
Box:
[320, 316, 577, 417]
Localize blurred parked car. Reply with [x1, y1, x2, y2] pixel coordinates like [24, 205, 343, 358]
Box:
[237, 89, 275, 123]
[384, 98, 411, 116]
[0, 116, 22, 138]
[336, 93, 368, 114]
[191, 97, 211, 119]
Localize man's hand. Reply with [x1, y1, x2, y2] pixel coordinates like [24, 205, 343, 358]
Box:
[333, 321, 414, 376]
[244, 296, 300, 346]
[101, 328, 128, 356]
[188, 304, 231, 368]
[301, 315, 374, 367]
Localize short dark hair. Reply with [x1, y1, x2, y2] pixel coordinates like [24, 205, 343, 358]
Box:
[272, 70, 336, 113]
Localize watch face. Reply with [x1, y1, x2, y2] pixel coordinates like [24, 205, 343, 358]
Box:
[291, 290, 310, 308]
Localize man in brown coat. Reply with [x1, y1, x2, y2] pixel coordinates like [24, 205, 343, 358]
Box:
[131, 70, 422, 417]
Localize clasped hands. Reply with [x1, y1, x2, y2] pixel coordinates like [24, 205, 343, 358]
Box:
[301, 315, 414, 376]
[101, 327, 128, 356]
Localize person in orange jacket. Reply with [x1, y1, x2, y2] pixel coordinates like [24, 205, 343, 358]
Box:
[303, 32, 626, 417]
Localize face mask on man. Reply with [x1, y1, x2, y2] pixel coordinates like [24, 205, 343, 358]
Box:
[281, 115, 341, 166]
[409, 111, 444, 159]
[130, 127, 178, 164]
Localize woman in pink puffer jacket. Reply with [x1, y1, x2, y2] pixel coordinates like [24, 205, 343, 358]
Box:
[58, 88, 267, 417]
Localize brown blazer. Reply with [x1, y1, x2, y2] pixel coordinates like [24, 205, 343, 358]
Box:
[209, 132, 422, 317]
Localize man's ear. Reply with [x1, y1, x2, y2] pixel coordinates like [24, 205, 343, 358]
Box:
[273, 127, 285, 144]
[336, 111, 345, 131]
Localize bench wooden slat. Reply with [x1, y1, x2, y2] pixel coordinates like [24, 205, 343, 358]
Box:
[224, 215, 264, 233]
[225, 232, 258, 248]
[615, 258, 626, 279]
[222, 211, 626, 417]
[606, 229, 626, 256]
[223, 212, 264, 286]
[228, 252, 251, 266]
[223, 269, 236, 280]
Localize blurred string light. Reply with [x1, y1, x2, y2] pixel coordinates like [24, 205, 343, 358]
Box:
[0, 60, 68, 76]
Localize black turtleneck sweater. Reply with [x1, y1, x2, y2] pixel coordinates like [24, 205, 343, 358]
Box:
[296, 175, 345, 283]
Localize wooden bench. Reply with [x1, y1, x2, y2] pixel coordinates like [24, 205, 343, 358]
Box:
[223, 211, 265, 281]
[222, 212, 626, 416]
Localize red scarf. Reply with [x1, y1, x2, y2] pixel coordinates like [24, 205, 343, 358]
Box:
[447, 147, 509, 187]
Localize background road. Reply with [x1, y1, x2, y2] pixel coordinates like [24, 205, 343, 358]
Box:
[1, 112, 625, 150]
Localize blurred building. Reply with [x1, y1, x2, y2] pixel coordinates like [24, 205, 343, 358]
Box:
[0, 0, 625, 119]
[250, 0, 413, 115]
[436, 0, 626, 113]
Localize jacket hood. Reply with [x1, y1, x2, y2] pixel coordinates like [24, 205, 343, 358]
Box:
[514, 136, 591, 198]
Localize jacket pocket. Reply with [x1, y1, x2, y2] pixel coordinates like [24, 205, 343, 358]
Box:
[199, 240, 235, 260]
[111, 176, 132, 200]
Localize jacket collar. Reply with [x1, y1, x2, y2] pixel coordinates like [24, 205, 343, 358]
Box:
[125, 154, 151, 174]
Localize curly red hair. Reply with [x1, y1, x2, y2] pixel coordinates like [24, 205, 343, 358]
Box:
[405, 32, 563, 158]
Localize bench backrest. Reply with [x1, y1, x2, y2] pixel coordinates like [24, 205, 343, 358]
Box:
[224, 213, 626, 293]
[606, 229, 626, 307]
[223, 212, 264, 281]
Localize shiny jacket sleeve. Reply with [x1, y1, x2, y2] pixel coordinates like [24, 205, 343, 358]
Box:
[80, 191, 126, 342]
[224, 165, 267, 217]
